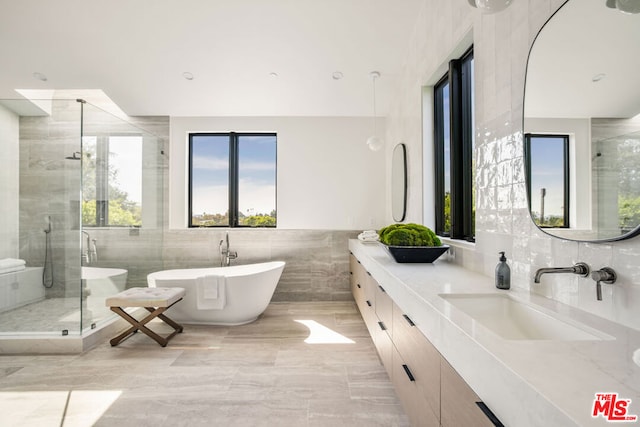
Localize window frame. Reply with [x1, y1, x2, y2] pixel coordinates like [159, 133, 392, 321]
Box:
[434, 46, 475, 242]
[188, 132, 277, 228]
[524, 133, 570, 228]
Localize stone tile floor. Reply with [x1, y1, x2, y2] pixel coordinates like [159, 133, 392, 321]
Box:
[0, 301, 409, 426]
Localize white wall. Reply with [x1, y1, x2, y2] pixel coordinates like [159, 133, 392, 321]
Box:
[170, 116, 386, 230]
[388, 0, 640, 331]
[0, 104, 19, 259]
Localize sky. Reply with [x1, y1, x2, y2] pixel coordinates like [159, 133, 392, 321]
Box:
[191, 134, 276, 216]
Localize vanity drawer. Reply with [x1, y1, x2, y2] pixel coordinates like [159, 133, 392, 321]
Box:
[375, 319, 394, 380]
[391, 345, 439, 427]
[392, 304, 440, 421]
[349, 254, 363, 299]
[375, 283, 393, 339]
[441, 358, 499, 427]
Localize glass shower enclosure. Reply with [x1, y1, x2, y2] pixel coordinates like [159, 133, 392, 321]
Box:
[0, 98, 163, 339]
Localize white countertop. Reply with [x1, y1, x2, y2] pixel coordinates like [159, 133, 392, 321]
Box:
[349, 239, 640, 427]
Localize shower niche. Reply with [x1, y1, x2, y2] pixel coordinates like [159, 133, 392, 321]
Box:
[0, 97, 165, 346]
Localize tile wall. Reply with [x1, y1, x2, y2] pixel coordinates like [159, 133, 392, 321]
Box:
[387, 0, 640, 331]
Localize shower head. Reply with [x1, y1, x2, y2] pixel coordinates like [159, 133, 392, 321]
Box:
[65, 152, 81, 160]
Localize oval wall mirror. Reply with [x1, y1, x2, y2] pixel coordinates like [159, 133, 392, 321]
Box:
[523, 0, 640, 242]
[391, 143, 407, 222]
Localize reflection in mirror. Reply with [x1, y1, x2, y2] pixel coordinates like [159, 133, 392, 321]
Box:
[391, 143, 407, 222]
[523, 0, 640, 241]
[525, 134, 569, 228]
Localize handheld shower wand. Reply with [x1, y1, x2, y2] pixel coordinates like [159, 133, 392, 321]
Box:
[43, 216, 53, 288]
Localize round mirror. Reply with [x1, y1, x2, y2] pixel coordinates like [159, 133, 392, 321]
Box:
[523, 0, 640, 242]
[392, 143, 407, 222]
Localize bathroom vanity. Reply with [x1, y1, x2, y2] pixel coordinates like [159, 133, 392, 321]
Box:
[349, 239, 640, 427]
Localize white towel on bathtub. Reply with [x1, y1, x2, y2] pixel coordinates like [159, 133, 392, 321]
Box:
[196, 275, 226, 310]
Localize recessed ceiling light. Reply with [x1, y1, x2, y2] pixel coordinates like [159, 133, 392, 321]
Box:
[592, 73, 606, 82]
[33, 72, 47, 82]
[182, 72, 194, 80]
[332, 71, 343, 80]
[269, 72, 279, 78]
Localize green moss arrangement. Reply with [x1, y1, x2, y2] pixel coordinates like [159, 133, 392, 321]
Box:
[378, 223, 442, 247]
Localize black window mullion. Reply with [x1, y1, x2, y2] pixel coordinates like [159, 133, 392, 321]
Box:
[461, 49, 474, 241]
[188, 135, 194, 227]
[434, 77, 447, 236]
[229, 133, 239, 227]
[448, 58, 464, 240]
[563, 136, 570, 227]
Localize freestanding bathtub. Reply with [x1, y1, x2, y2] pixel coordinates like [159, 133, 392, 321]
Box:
[82, 266, 128, 317]
[82, 266, 128, 297]
[147, 261, 285, 325]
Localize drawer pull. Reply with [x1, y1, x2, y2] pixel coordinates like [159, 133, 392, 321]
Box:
[378, 285, 386, 293]
[378, 321, 387, 331]
[475, 402, 504, 427]
[367, 271, 372, 276]
[366, 300, 372, 307]
[357, 284, 361, 289]
[402, 364, 415, 382]
[403, 314, 415, 326]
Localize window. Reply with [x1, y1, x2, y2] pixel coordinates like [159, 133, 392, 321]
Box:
[82, 135, 143, 227]
[189, 133, 277, 227]
[434, 47, 475, 241]
[524, 134, 570, 228]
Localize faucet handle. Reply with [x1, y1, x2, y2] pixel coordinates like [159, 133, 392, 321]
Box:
[591, 267, 616, 283]
[591, 267, 616, 301]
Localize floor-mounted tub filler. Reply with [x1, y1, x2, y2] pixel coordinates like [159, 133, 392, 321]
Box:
[147, 261, 285, 325]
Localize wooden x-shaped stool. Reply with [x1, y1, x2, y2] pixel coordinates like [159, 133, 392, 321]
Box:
[106, 287, 186, 347]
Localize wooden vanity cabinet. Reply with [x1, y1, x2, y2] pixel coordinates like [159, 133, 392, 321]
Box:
[350, 253, 503, 427]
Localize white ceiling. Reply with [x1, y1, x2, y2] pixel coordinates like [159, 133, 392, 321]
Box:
[0, 0, 424, 117]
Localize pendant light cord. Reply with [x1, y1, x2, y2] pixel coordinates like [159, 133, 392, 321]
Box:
[370, 71, 380, 135]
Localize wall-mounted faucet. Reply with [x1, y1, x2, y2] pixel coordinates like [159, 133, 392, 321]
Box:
[81, 231, 98, 264]
[219, 231, 237, 267]
[591, 267, 616, 301]
[533, 262, 590, 283]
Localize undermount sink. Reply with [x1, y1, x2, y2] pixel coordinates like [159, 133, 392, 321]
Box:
[439, 293, 612, 341]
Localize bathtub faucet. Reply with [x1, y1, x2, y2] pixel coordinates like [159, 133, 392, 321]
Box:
[81, 231, 98, 264]
[219, 232, 237, 267]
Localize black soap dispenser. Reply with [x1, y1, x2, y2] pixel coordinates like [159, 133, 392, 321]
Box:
[495, 251, 511, 290]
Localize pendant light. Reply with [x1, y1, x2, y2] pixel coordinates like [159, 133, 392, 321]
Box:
[366, 71, 384, 152]
[467, 0, 514, 13]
